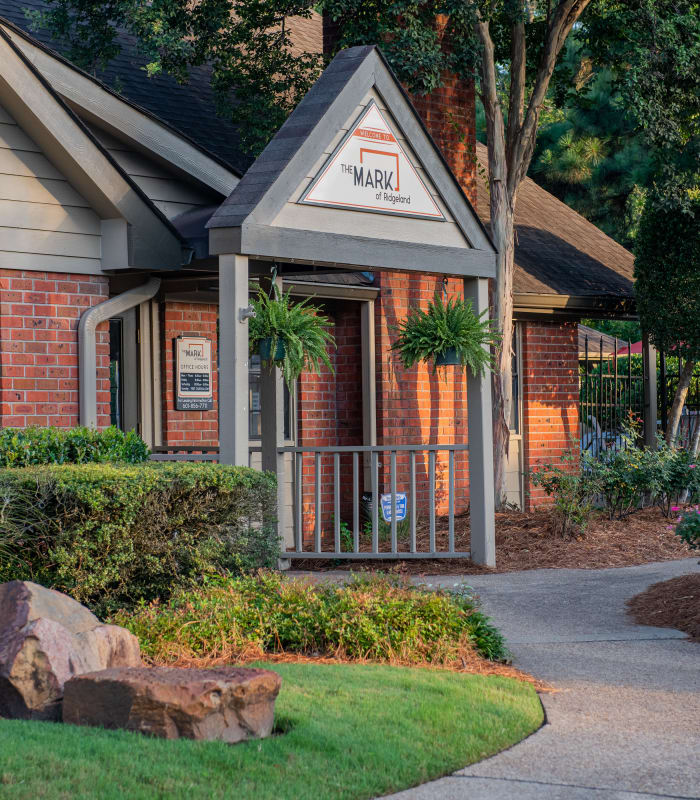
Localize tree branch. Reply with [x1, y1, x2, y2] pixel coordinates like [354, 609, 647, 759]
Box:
[507, 0, 592, 196]
[476, 19, 506, 184]
[505, 21, 526, 169]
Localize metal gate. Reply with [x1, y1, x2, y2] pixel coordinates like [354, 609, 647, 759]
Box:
[579, 333, 645, 455]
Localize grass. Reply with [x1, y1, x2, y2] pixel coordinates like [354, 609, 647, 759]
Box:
[0, 662, 543, 800]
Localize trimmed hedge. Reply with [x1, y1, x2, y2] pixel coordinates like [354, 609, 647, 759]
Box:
[0, 462, 279, 614]
[0, 426, 149, 467]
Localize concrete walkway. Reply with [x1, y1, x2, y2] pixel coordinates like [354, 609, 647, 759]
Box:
[386, 558, 700, 800]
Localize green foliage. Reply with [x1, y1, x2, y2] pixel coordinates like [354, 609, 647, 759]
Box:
[30, 0, 323, 155]
[672, 505, 700, 550]
[585, 427, 700, 520]
[114, 571, 509, 665]
[529, 39, 653, 248]
[391, 293, 498, 375]
[0, 425, 149, 467]
[249, 284, 335, 389]
[634, 194, 700, 362]
[529, 449, 598, 537]
[586, 0, 699, 205]
[581, 319, 642, 343]
[0, 463, 279, 615]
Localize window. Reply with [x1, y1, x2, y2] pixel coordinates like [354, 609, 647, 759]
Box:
[510, 323, 522, 434]
[248, 354, 293, 440]
[109, 318, 123, 429]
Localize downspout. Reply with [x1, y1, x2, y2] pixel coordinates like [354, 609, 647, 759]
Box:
[78, 278, 161, 428]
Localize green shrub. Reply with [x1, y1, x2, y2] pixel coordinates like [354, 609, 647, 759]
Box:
[0, 426, 149, 467]
[0, 463, 278, 614]
[113, 572, 509, 666]
[584, 427, 699, 519]
[529, 449, 599, 536]
[672, 505, 700, 550]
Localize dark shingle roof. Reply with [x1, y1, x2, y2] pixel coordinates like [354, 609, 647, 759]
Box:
[208, 45, 376, 230]
[0, 0, 250, 174]
[475, 142, 634, 299]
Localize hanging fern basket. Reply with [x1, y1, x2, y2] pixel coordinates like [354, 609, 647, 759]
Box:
[259, 336, 286, 362]
[435, 347, 461, 367]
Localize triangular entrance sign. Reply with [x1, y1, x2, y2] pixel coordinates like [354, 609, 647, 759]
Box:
[299, 100, 445, 221]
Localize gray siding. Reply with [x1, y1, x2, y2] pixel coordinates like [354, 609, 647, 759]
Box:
[0, 102, 102, 272]
[88, 125, 222, 220]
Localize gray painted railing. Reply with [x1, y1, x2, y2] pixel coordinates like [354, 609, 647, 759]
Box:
[281, 444, 470, 559]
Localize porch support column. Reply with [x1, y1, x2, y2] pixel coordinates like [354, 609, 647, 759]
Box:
[643, 332, 658, 449]
[361, 299, 377, 489]
[219, 254, 250, 466]
[463, 277, 496, 567]
[260, 274, 288, 549]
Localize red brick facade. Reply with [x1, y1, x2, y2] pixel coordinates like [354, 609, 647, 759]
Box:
[374, 272, 470, 516]
[161, 301, 219, 447]
[0, 270, 110, 429]
[521, 320, 580, 507]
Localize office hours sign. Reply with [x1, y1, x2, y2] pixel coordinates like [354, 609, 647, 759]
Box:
[175, 336, 213, 411]
[299, 100, 445, 221]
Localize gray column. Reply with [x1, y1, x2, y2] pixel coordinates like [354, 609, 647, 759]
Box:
[219, 254, 250, 466]
[260, 274, 287, 546]
[361, 299, 377, 490]
[643, 332, 658, 449]
[463, 277, 496, 567]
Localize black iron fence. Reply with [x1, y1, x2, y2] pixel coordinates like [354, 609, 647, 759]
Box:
[579, 334, 645, 456]
[580, 333, 700, 455]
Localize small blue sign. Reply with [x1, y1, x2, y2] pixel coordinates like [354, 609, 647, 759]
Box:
[380, 492, 407, 523]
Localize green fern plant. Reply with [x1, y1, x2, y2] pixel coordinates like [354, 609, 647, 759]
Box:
[249, 285, 335, 388]
[391, 293, 499, 375]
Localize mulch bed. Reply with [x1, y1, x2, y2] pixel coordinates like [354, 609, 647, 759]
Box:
[291, 506, 694, 575]
[626, 573, 700, 641]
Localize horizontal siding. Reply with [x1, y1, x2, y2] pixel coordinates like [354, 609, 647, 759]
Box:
[88, 123, 221, 219]
[0, 251, 101, 272]
[0, 199, 100, 234]
[0, 174, 90, 207]
[0, 102, 102, 273]
[0, 226, 100, 258]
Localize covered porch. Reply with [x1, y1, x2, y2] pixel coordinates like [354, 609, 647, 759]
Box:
[153, 46, 499, 565]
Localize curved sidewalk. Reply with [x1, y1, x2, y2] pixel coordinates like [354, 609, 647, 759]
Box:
[388, 558, 700, 800]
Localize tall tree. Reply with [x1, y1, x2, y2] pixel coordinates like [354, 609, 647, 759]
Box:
[527, 40, 652, 248]
[321, 1, 595, 502]
[634, 196, 700, 446]
[586, 0, 700, 446]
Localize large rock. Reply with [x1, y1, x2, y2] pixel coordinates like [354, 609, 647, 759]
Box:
[63, 666, 282, 743]
[0, 581, 141, 720]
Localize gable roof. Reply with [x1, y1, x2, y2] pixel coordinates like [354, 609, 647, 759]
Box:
[208, 46, 496, 277]
[0, 0, 250, 175]
[475, 142, 635, 309]
[0, 23, 185, 270]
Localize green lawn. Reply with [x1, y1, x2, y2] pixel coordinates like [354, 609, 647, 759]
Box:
[0, 662, 542, 800]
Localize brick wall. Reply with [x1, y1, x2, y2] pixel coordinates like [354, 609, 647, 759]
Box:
[0, 269, 110, 429]
[297, 303, 364, 535]
[521, 320, 580, 507]
[375, 272, 470, 516]
[411, 81, 477, 209]
[161, 302, 219, 447]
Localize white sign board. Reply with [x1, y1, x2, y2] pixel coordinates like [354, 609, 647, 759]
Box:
[299, 100, 445, 221]
[175, 336, 213, 411]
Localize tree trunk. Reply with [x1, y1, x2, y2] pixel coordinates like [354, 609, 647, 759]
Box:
[490, 190, 516, 508]
[690, 414, 700, 458]
[666, 359, 696, 446]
